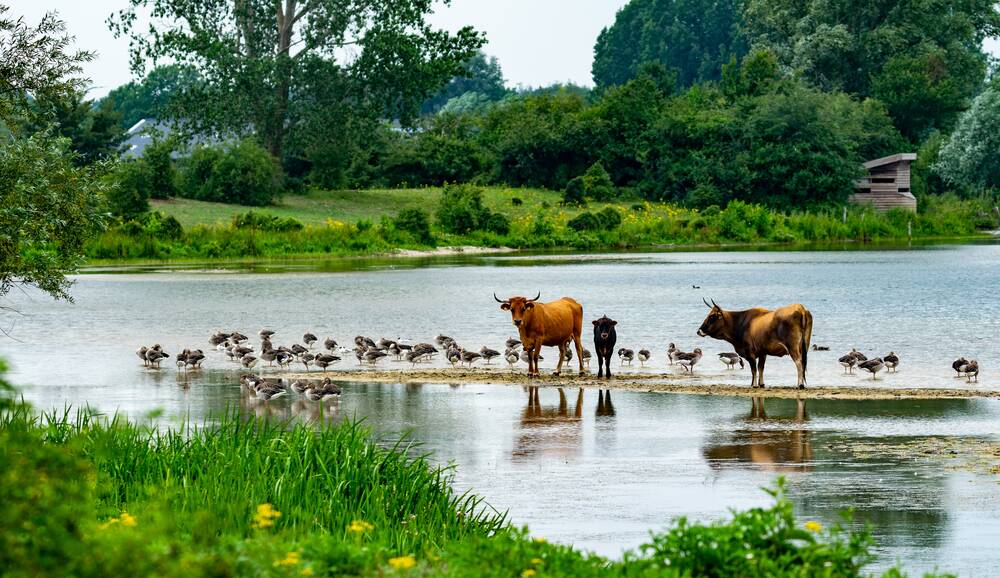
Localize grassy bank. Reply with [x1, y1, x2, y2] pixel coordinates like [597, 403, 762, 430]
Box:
[1, 399, 947, 577]
[86, 186, 997, 263]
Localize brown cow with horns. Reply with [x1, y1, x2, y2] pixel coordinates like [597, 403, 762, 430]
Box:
[697, 299, 813, 389]
[495, 293, 586, 376]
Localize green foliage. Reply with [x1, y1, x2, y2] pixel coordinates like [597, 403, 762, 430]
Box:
[377, 115, 488, 187]
[935, 85, 1000, 193]
[109, 0, 485, 163]
[142, 138, 178, 199]
[596, 207, 623, 229]
[178, 140, 281, 206]
[393, 208, 435, 245]
[0, 134, 107, 300]
[562, 177, 587, 206]
[20, 91, 125, 164]
[422, 51, 509, 114]
[742, 0, 1000, 138]
[105, 161, 150, 219]
[592, 0, 746, 88]
[567, 211, 600, 231]
[231, 211, 303, 233]
[102, 64, 200, 129]
[437, 184, 507, 235]
[581, 161, 616, 201]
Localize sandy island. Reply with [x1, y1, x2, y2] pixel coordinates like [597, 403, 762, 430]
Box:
[267, 367, 998, 401]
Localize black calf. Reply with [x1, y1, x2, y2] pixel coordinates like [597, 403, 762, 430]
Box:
[592, 315, 618, 378]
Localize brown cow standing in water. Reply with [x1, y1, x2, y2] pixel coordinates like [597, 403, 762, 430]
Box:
[697, 299, 813, 389]
[495, 293, 586, 376]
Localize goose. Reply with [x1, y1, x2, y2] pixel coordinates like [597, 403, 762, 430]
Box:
[388, 343, 403, 360]
[215, 339, 230, 351]
[306, 378, 342, 401]
[241, 355, 258, 369]
[447, 349, 462, 367]
[289, 379, 309, 394]
[883, 352, 900, 373]
[505, 338, 522, 350]
[377, 337, 396, 350]
[315, 353, 341, 371]
[839, 353, 858, 374]
[255, 380, 286, 401]
[259, 329, 276, 340]
[520, 350, 542, 364]
[667, 343, 683, 365]
[479, 347, 500, 364]
[952, 357, 969, 376]
[851, 349, 868, 362]
[963, 360, 979, 382]
[136, 346, 149, 366]
[260, 349, 278, 367]
[364, 350, 387, 365]
[185, 349, 205, 369]
[176, 349, 189, 370]
[303, 333, 318, 348]
[300, 353, 315, 371]
[719, 352, 744, 369]
[406, 350, 429, 367]
[241, 374, 264, 393]
[209, 332, 230, 346]
[461, 349, 482, 366]
[324, 337, 338, 351]
[505, 350, 519, 369]
[290, 343, 308, 357]
[436, 334, 454, 346]
[637, 349, 651, 366]
[811, 344, 830, 351]
[617, 348, 634, 366]
[581, 348, 592, 368]
[145, 346, 169, 369]
[412, 343, 438, 357]
[677, 348, 703, 373]
[234, 345, 254, 359]
[275, 350, 294, 369]
[230, 332, 249, 343]
[356, 336, 377, 350]
[858, 357, 884, 379]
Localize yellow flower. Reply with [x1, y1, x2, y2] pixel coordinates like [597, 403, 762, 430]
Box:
[532, 537, 547, 543]
[273, 550, 301, 567]
[252, 503, 282, 529]
[522, 570, 537, 578]
[118, 512, 137, 527]
[300, 568, 314, 576]
[805, 520, 823, 533]
[347, 520, 374, 533]
[388, 555, 416, 570]
[530, 558, 543, 565]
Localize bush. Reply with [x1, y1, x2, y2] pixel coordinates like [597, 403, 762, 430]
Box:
[105, 161, 150, 218]
[231, 211, 304, 232]
[581, 161, 616, 201]
[143, 139, 178, 199]
[568, 211, 602, 231]
[511, 197, 523, 206]
[178, 140, 282, 206]
[437, 183, 508, 235]
[596, 207, 622, 229]
[562, 176, 587, 206]
[394, 208, 435, 245]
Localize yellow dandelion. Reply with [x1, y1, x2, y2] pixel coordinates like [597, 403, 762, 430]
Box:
[252, 503, 282, 529]
[388, 555, 416, 570]
[273, 551, 301, 567]
[531, 558, 543, 565]
[805, 520, 823, 533]
[532, 537, 547, 543]
[521, 570, 537, 578]
[347, 520, 374, 533]
[300, 568, 314, 576]
[118, 512, 137, 527]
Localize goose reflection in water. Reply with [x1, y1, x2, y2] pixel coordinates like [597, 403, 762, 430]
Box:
[513, 386, 585, 460]
[703, 397, 813, 472]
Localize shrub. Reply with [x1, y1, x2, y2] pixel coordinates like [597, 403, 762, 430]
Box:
[568, 211, 602, 231]
[481, 211, 511, 235]
[142, 139, 178, 199]
[437, 184, 508, 235]
[179, 145, 223, 201]
[596, 207, 622, 229]
[143, 211, 184, 240]
[562, 176, 587, 206]
[394, 208, 435, 245]
[105, 161, 150, 218]
[178, 140, 281, 206]
[231, 211, 304, 232]
[511, 197, 523, 206]
[580, 161, 616, 201]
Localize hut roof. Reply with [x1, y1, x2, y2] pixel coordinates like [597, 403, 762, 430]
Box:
[863, 153, 917, 170]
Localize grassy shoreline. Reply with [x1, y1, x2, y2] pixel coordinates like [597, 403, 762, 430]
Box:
[87, 186, 998, 265]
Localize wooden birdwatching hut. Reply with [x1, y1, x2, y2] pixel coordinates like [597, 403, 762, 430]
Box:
[849, 153, 917, 212]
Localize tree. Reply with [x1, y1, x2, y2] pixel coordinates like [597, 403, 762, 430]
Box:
[422, 51, 508, 114]
[935, 86, 1000, 193]
[109, 0, 485, 165]
[592, 0, 747, 89]
[742, 0, 1000, 139]
[102, 64, 201, 129]
[21, 91, 125, 164]
[1, 5, 106, 303]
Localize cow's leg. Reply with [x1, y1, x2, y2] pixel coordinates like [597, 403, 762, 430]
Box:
[746, 356, 757, 388]
[573, 333, 585, 374]
[791, 350, 806, 389]
[757, 355, 767, 388]
[596, 349, 604, 378]
[532, 347, 541, 376]
[605, 354, 612, 379]
[554, 342, 566, 376]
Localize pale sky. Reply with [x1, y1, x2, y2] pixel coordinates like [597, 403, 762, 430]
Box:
[8, 0, 1000, 98]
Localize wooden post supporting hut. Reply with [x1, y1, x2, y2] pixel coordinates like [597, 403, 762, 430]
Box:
[850, 153, 917, 212]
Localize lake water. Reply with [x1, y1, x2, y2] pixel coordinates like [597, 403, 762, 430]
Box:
[3, 243, 1000, 575]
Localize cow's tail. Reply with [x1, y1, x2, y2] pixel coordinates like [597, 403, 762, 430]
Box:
[801, 309, 813, 374]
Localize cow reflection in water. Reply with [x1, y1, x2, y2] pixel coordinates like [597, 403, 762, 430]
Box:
[703, 397, 813, 472]
[596, 389, 615, 417]
[513, 386, 585, 460]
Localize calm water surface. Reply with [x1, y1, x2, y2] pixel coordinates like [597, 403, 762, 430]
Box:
[3, 244, 1000, 575]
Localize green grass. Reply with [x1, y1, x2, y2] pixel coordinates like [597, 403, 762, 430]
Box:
[152, 186, 572, 228]
[1, 397, 948, 578]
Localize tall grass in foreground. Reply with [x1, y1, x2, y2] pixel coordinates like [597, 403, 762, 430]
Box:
[0, 400, 953, 577]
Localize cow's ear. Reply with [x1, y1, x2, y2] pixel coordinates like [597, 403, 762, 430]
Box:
[500, 303, 511, 311]
[611, 320, 618, 326]
[592, 320, 599, 326]
[524, 302, 534, 310]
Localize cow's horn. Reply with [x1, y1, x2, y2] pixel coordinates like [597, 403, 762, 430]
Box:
[528, 292, 540, 302]
[494, 292, 505, 303]
[711, 299, 719, 308]
[703, 297, 711, 308]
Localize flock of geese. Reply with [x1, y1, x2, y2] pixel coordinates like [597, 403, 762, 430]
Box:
[135, 330, 983, 393]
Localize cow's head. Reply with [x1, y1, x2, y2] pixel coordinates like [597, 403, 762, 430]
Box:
[592, 315, 617, 340]
[495, 292, 540, 327]
[697, 298, 728, 338]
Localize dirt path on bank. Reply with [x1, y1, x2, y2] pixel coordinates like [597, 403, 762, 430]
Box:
[268, 367, 999, 400]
